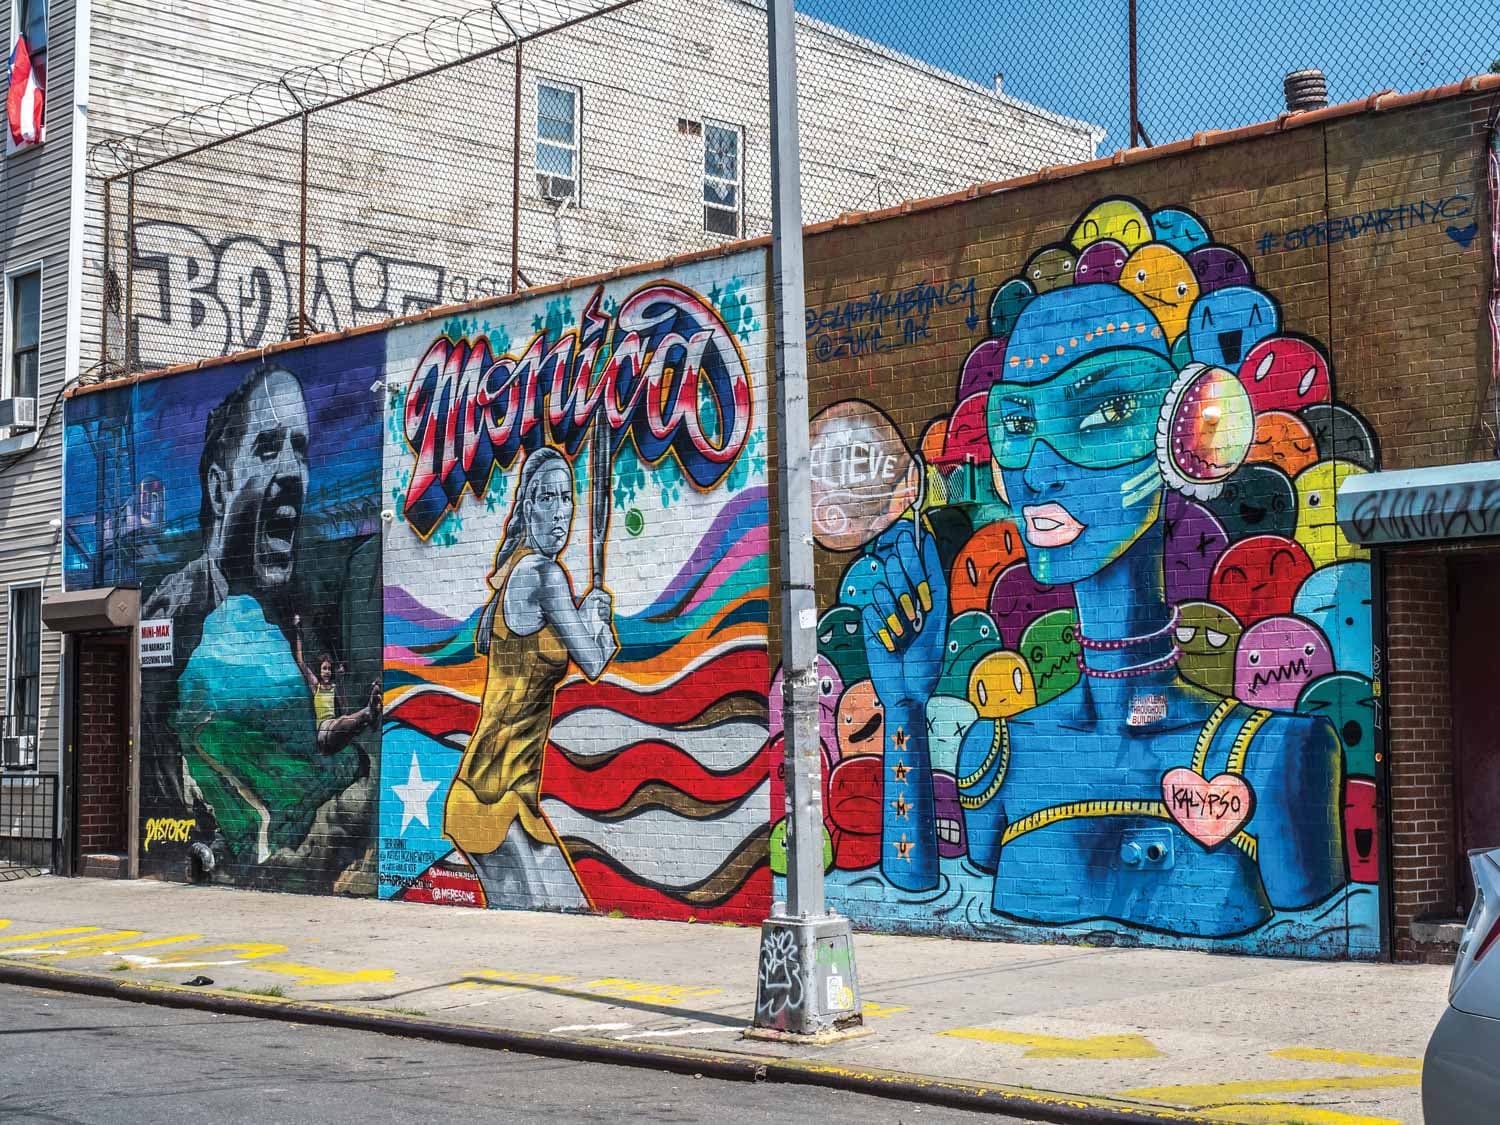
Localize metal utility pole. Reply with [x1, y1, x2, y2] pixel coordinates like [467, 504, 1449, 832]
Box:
[749, 0, 862, 1040]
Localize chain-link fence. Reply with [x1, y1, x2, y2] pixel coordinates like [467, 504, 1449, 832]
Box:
[94, 0, 1500, 376]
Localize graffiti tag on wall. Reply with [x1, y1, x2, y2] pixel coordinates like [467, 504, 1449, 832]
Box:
[128, 221, 506, 370]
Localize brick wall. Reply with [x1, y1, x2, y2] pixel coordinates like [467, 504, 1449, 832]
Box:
[76, 637, 129, 855]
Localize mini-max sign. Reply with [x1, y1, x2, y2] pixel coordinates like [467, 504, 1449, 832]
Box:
[139, 619, 174, 668]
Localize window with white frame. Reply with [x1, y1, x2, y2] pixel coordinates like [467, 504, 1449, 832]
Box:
[5, 585, 41, 769]
[703, 121, 742, 238]
[5, 269, 41, 402]
[535, 81, 580, 203]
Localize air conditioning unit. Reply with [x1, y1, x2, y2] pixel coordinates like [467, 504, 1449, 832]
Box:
[536, 174, 575, 205]
[0, 396, 37, 434]
[2, 735, 36, 770]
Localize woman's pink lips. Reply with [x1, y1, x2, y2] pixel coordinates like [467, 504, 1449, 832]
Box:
[1023, 503, 1086, 547]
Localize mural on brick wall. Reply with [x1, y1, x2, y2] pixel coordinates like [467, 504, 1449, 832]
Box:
[378, 258, 773, 920]
[64, 339, 386, 892]
[789, 198, 1382, 956]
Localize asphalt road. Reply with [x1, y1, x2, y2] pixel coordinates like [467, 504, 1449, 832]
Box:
[0, 986, 1036, 1124]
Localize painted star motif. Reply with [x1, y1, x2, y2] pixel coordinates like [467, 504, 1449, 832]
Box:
[892, 759, 910, 783]
[893, 726, 909, 751]
[895, 834, 914, 861]
[392, 752, 439, 834]
[892, 795, 911, 820]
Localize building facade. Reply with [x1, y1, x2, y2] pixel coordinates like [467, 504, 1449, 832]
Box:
[53, 77, 1500, 963]
[1, 0, 1100, 878]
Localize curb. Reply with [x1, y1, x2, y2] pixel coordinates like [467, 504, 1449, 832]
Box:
[0, 959, 1222, 1125]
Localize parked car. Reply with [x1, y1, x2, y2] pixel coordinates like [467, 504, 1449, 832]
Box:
[1423, 847, 1500, 1124]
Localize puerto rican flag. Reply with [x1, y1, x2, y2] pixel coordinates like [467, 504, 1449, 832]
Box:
[7, 34, 44, 148]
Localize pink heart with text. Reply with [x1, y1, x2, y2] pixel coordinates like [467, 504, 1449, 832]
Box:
[1161, 768, 1254, 849]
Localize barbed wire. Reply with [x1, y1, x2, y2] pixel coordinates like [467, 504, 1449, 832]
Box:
[88, 0, 637, 179]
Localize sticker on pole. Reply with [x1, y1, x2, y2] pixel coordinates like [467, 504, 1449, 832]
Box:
[139, 619, 174, 668]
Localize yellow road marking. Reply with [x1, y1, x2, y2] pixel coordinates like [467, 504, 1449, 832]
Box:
[0, 928, 101, 946]
[451, 969, 579, 991]
[249, 962, 396, 988]
[581, 978, 723, 1005]
[55, 935, 202, 961]
[1270, 1047, 1422, 1071]
[1122, 1073, 1421, 1105]
[941, 1028, 1164, 1059]
[861, 1002, 908, 1019]
[139, 943, 289, 965]
[1199, 1108, 1399, 1125]
[3, 931, 144, 956]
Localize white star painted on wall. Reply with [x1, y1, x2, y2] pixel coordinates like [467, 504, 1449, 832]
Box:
[392, 753, 438, 834]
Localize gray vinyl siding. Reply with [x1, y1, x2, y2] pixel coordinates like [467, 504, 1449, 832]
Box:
[0, 0, 78, 782]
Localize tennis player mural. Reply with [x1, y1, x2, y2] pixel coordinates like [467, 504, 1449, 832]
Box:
[379, 256, 774, 919]
[804, 199, 1382, 957]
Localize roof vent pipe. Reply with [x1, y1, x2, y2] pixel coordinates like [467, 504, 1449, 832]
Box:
[1284, 69, 1329, 112]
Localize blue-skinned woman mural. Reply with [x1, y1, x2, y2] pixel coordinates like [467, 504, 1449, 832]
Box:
[810, 198, 1382, 953]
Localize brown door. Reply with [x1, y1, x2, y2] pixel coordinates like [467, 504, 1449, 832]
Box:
[1452, 559, 1500, 911]
[74, 634, 131, 863]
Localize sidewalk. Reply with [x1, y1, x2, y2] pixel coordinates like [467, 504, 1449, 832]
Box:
[0, 877, 1444, 1124]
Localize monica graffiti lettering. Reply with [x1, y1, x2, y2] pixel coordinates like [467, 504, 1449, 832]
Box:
[402, 282, 754, 537]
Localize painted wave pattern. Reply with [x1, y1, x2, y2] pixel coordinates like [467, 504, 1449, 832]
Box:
[382, 489, 772, 922]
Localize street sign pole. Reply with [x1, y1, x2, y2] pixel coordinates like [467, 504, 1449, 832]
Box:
[749, 0, 863, 1040]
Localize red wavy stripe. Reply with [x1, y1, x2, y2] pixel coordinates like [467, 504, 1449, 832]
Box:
[553, 649, 770, 722]
[572, 858, 770, 924]
[388, 692, 477, 741]
[389, 649, 769, 743]
[542, 741, 769, 812]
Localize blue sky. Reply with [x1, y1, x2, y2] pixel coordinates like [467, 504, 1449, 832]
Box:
[797, 0, 1499, 152]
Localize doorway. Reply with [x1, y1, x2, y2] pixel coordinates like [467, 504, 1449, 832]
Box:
[1452, 558, 1500, 911]
[71, 633, 131, 874]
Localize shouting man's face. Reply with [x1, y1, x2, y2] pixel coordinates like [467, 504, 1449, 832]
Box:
[212, 369, 309, 593]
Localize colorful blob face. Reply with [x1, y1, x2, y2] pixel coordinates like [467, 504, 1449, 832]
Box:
[1150, 207, 1210, 252]
[969, 650, 1037, 717]
[943, 394, 992, 468]
[1292, 561, 1373, 677]
[1247, 410, 1319, 476]
[1209, 535, 1314, 626]
[1234, 616, 1334, 710]
[1295, 460, 1368, 567]
[938, 610, 1004, 697]
[1118, 243, 1199, 344]
[950, 520, 1025, 613]
[1187, 246, 1252, 293]
[824, 755, 880, 869]
[925, 694, 978, 776]
[1161, 364, 1254, 492]
[1207, 463, 1297, 540]
[1239, 336, 1331, 414]
[1302, 403, 1378, 471]
[768, 817, 836, 875]
[1343, 778, 1380, 884]
[1074, 239, 1128, 285]
[1024, 245, 1078, 293]
[818, 606, 870, 687]
[836, 680, 884, 759]
[989, 278, 1034, 338]
[1174, 601, 1242, 696]
[958, 340, 1008, 403]
[1019, 608, 1081, 704]
[1164, 494, 1231, 603]
[1187, 285, 1279, 369]
[932, 772, 969, 859]
[1298, 672, 1379, 777]
[989, 563, 1077, 649]
[1070, 198, 1151, 251]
